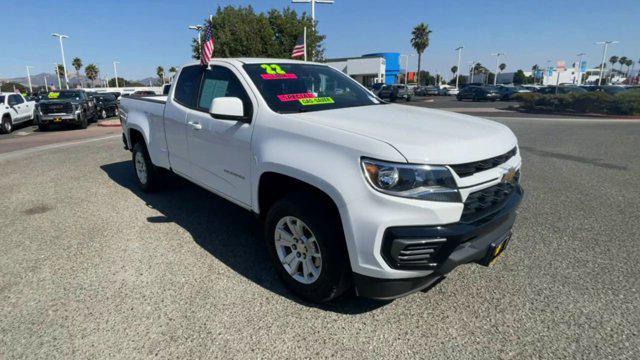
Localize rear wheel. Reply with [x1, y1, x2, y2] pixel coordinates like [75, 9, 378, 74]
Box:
[0, 116, 13, 134]
[132, 142, 163, 192]
[265, 192, 351, 303]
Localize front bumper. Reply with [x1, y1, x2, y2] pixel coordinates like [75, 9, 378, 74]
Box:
[39, 113, 80, 124]
[353, 185, 523, 300]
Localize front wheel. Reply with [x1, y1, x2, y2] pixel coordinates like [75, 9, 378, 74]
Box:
[77, 113, 88, 129]
[0, 116, 13, 134]
[265, 192, 351, 303]
[100, 109, 107, 119]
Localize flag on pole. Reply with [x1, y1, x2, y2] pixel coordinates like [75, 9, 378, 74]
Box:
[200, 22, 215, 65]
[291, 33, 305, 59]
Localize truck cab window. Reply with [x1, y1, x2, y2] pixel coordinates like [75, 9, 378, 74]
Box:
[198, 66, 252, 117]
[174, 65, 204, 109]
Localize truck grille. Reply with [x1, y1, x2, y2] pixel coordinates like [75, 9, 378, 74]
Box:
[40, 102, 73, 114]
[450, 147, 517, 178]
[461, 178, 519, 223]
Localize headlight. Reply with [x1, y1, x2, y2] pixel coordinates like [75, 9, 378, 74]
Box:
[361, 158, 460, 202]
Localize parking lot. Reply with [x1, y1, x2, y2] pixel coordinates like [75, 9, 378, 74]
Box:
[1, 113, 638, 358]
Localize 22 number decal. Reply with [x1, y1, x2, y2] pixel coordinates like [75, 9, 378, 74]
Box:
[260, 64, 286, 75]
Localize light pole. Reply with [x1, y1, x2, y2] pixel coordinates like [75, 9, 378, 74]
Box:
[291, 0, 334, 24]
[113, 61, 120, 88]
[491, 52, 504, 85]
[54, 62, 62, 90]
[595, 41, 618, 85]
[188, 24, 204, 58]
[455, 46, 463, 89]
[575, 52, 586, 85]
[26, 66, 34, 93]
[51, 33, 70, 89]
[43, 74, 49, 91]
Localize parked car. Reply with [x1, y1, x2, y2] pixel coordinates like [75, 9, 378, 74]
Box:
[36, 90, 97, 130]
[456, 85, 501, 101]
[131, 90, 157, 97]
[536, 86, 587, 95]
[90, 93, 119, 119]
[497, 85, 531, 100]
[0, 93, 36, 134]
[120, 59, 523, 302]
[443, 87, 459, 96]
[582, 85, 629, 95]
[377, 84, 412, 102]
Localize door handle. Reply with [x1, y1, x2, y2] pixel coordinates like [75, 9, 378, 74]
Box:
[187, 120, 202, 130]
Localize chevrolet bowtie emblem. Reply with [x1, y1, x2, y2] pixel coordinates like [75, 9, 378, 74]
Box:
[501, 167, 518, 184]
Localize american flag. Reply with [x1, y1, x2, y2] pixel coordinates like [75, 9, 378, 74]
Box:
[200, 23, 215, 65]
[291, 34, 305, 59]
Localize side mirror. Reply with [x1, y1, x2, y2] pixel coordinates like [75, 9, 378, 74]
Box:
[209, 97, 248, 122]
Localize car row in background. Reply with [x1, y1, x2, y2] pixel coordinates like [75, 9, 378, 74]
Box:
[376, 84, 412, 102]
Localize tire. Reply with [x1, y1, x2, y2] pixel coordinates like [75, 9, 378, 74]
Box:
[0, 116, 13, 134]
[77, 113, 88, 129]
[100, 109, 107, 119]
[265, 192, 352, 303]
[405, 96, 411, 102]
[132, 142, 163, 192]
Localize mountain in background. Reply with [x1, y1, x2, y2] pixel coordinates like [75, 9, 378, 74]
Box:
[0, 73, 159, 88]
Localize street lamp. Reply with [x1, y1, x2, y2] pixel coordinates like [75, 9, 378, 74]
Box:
[455, 46, 464, 89]
[26, 66, 34, 93]
[291, 0, 334, 24]
[491, 52, 505, 85]
[399, 54, 415, 85]
[595, 41, 618, 85]
[113, 61, 120, 88]
[188, 24, 204, 58]
[575, 52, 586, 85]
[51, 33, 70, 90]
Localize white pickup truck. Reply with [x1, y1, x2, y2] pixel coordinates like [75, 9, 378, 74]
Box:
[120, 58, 523, 302]
[0, 93, 36, 134]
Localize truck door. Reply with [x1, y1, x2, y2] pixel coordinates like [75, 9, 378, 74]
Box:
[163, 65, 204, 175]
[8, 95, 25, 122]
[184, 65, 254, 207]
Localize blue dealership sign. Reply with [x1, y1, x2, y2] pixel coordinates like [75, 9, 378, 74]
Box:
[580, 61, 588, 73]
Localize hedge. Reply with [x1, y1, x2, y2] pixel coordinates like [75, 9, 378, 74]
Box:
[513, 90, 640, 115]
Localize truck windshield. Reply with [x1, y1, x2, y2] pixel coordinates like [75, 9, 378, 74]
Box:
[242, 63, 380, 114]
[46, 91, 82, 100]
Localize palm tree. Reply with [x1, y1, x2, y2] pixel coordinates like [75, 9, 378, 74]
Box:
[72, 57, 83, 88]
[169, 66, 177, 80]
[626, 59, 634, 78]
[499, 63, 506, 72]
[532, 64, 539, 84]
[609, 56, 618, 81]
[84, 64, 99, 88]
[451, 65, 458, 79]
[618, 56, 628, 74]
[410, 23, 432, 85]
[156, 66, 165, 85]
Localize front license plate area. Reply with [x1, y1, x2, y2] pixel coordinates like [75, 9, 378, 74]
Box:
[479, 232, 511, 266]
[54, 117, 62, 123]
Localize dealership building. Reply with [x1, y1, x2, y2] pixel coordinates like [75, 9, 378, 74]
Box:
[324, 52, 401, 86]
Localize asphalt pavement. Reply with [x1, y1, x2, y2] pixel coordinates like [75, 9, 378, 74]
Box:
[1, 116, 639, 359]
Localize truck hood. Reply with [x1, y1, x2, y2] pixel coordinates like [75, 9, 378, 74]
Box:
[292, 104, 517, 164]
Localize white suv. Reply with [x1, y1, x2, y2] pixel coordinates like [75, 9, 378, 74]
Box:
[0, 93, 36, 134]
[120, 59, 523, 302]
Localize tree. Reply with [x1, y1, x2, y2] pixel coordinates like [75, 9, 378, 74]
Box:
[108, 77, 143, 87]
[499, 63, 506, 72]
[618, 56, 628, 74]
[451, 65, 458, 78]
[156, 66, 165, 85]
[410, 23, 432, 85]
[513, 70, 527, 85]
[531, 64, 539, 84]
[72, 57, 83, 88]
[191, 6, 325, 61]
[84, 64, 99, 87]
[169, 66, 177, 80]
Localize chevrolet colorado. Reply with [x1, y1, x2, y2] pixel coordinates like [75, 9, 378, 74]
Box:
[119, 59, 523, 302]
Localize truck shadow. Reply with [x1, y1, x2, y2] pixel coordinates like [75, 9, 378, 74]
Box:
[100, 161, 389, 315]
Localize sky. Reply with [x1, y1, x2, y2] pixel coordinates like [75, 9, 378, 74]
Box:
[2, 0, 639, 81]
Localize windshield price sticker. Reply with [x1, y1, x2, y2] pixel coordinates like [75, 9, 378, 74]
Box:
[299, 97, 334, 106]
[48, 92, 60, 99]
[277, 93, 316, 102]
[260, 64, 298, 80]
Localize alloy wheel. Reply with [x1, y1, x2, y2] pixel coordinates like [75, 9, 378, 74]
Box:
[134, 151, 148, 184]
[274, 216, 322, 284]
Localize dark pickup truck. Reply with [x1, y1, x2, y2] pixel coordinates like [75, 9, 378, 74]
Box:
[36, 90, 98, 130]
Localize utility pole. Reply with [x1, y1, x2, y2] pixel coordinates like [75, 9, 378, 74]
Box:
[291, 0, 334, 24]
[595, 41, 618, 85]
[491, 52, 504, 85]
[188, 24, 204, 58]
[575, 52, 586, 85]
[43, 74, 49, 91]
[455, 46, 463, 89]
[26, 66, 34, 93]
[51, 33, 70, 89]
[113, 61, 120, 88]
[54, 62, 62, 89]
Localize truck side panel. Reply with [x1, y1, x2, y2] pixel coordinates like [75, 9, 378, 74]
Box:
[120, 97, 170, 169]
